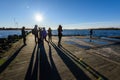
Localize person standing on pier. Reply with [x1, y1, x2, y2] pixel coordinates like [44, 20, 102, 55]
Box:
[58, 25, 63, 46]
[48, 27, 52, 42]
[32, 25, 38, 43]
[90, 29, 93, 39]
[21, 26, 26, 45]
[42, 27, 49, 44]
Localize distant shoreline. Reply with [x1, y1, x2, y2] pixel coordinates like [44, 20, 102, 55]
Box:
[0, 27, 120, 30]
[0, 28, 32, 30]
[63, 28, 120, 30]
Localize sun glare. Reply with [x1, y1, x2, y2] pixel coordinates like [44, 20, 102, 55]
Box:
[35, 13, 43, 22]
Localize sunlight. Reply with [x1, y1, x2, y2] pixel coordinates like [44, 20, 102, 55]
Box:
[35, 13, 43, 22]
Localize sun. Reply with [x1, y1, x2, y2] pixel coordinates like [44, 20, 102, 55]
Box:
[35, 13, 43, 22]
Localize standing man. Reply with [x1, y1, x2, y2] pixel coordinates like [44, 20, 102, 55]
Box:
[21, 26, 26, 45]
[32, 25, 38, 43]
[90, 29, 93, 39]
[48, 27, 52, 42]
[58, 25, 63, 46]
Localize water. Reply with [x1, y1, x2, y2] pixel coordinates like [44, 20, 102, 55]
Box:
[52, 29, 89, 36]
[93, 30, 120, 37]
[0, 29, 120, 38]
[52, 29, 120, 37]
[0, 30, 30, 38]
[0, 30, 21, 38]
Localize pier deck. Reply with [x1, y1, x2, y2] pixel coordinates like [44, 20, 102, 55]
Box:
[0, 34, 120, 80]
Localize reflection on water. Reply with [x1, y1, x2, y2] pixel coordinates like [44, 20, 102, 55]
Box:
[65, 41, 91, 49]
[101, 37, 120, 42]
[69, 37, 109, 45]
[82, 38, 109, 45]
[65, 38, 109, 49]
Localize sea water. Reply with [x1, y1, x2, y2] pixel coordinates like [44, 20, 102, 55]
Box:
[52, 29, 120, 37]
[0, 30, 30, 38]
[0, 29, 120, 38]
[0, 30, 21, 38]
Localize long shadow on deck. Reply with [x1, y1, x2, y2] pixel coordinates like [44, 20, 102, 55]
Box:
[25, 42, 61, 80]
[25, 44, 40, 80]
[49, 45, 61, 80]
[0, 44, 25, 73]
[50, 42, 91, 80]
[39, 43, 52, 80]
[31, 44, 39, 80]
[25, 44, 37, 80]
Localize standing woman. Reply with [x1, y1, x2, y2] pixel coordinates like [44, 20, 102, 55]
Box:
[58, 25, 63, 46]
[21, 26, 26, 45]
[48, 27, 52, 42]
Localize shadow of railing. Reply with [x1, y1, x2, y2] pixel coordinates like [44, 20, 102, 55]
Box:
[0, 44, 25, 73]
[50, 42, 91, 80]
[59, 45, 108, 80]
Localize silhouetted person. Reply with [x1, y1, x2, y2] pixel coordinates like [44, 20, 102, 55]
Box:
[58, 25, 63, 46]
[48, 27, 52, 42]
[90, 29, 93, 39]
[42, 27, 49, 43]
[32, 25, 38, 43]
[21, 26, 26, 45]
[38, 27, 43, 44]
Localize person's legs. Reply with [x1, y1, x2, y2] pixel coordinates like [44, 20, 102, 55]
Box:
[59, 36, 62, 44]
[45, 37, 49, 43]
[34, 35, 36, 42]
[58, 36, 60, 45]
[58, 36, 62, 45]
[50, 36, 52, 41]
[90, 34, 92, 39]
[48, 36, 50, 42]
[35, 35, 38, 43]
[23, 37, 26, 45]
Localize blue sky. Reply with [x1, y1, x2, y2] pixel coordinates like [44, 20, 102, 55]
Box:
[0, 0, 120, 29]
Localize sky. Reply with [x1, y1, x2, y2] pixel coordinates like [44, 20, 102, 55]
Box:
[0, 0, 120, 29]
